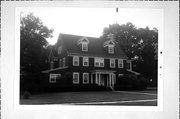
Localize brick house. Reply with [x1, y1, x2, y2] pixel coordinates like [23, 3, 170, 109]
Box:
[40, 33, 137, 90]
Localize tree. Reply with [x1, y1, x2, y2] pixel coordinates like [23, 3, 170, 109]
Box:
[20, 13, 53, 92]
[101, 23, 158, 81]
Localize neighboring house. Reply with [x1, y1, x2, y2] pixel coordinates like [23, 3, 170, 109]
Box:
[41, 33, 137, 90]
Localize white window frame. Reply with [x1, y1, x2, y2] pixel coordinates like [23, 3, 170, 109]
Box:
[73, 56, 79, 66]
[126, 61, 132, 70]
[83, 57, 89, 66]
[73, 72, 79, 84]
[49, 74, 61, 83]
[82, 43, 88, 51]
[63, 57, 66, 67]
[108, 45, 114, 54]
[94, 58, 104, 67]
[83, 73, 89, 84]
[118, 59, 124, 68]
[110, 59, 115, 68]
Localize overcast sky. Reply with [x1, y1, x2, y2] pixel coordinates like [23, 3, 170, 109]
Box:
[21, 8, 163, 45]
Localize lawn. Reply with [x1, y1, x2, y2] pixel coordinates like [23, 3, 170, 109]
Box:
[20, 89, 157, 106]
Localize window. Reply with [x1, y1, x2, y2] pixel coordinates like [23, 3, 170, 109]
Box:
[73, 56, 79, 66]
[83, 73, 89, 84]
[73, 72, 79, 84]
[108, 45, 114, 54]
[118, 74, 124, 77]
[59, 59, 62, 67]
[83, 57, 89, 66]
[110, 59, 115, 68]
[126, 61, 132, 70]
[49, 74, 61, 83]
[82, 43, 88, 51]
[94, 58, 104, 67]
[58, 46, 62, 54]
[118, 59, 124, 68]
[50, 61, 54, 69]
[63, 57, 66, 67]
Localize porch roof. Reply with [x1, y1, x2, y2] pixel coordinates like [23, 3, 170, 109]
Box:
[91, 70, 116, 74]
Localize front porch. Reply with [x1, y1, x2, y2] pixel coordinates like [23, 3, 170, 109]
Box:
[90, 70, 116, 89]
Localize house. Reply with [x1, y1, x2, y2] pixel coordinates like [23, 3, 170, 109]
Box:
[40, 33, 137, 91]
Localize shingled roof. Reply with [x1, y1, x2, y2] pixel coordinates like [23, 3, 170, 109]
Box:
[57, 33, 128, 59]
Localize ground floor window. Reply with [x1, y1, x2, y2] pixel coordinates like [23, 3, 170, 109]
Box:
[83, 73, 89, 84]
[73, 72, 79, 84]
[49, 74, 61, 83]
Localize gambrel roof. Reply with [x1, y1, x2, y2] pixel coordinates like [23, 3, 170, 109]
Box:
[56, 33, 128, 59]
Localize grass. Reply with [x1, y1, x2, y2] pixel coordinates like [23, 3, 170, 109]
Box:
[20, 89, 157, 106]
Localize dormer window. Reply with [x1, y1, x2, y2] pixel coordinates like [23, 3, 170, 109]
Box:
[108, 45, 114, 54]
[77, 37, 89, 52]
[58, 46, 62, 54]
[82, 43, 88, 51]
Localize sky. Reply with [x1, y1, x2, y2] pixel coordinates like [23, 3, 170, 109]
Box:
[21, 7, 163, 45]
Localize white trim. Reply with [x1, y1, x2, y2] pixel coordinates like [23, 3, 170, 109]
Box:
[73, 72, 79, 84]
[77, 36, 89, 44]
[41, 66, 68, 73]
[83, 73, 89, 84]
[127, 70, 140, 75]
[83, 57, 89, 66]
[118, 59, 124, 68]
[73, 56, 79, 66]
[110, 58, 115, 68]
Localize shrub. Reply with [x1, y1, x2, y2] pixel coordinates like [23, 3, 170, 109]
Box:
[115, 74, 148, 90]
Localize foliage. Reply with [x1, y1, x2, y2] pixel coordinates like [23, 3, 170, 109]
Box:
[115, 74, 148, 90]
[101, 23, 158, 80]
[20, 13, 53, 92]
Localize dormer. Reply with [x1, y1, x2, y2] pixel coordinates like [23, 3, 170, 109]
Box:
[57, 46, 62, 55]
[103, 33, 116, 54]
[77, 37, 89, 52]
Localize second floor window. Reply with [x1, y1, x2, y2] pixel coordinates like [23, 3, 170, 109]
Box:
[94, 58, 104, 67]
[110, 59, 115, 68]
[73, 56, 79, 66]
[83, 57, 89, 66]
[82, 43, 88, 51]
[118, 59, 124, 68]
[59, 59, 62, 67]
[108, 45, 114, 54]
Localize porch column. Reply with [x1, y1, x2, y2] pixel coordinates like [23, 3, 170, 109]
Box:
[98, 73, 100, 85]
[95, 73, 98, 84]
[91, 74, 93, 84]
[109, 74, 111, 87]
